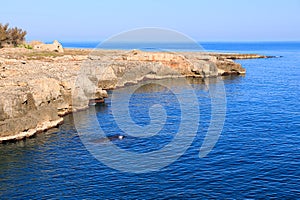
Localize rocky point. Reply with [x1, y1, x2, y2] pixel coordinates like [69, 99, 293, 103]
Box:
[0, 47, 269, 142]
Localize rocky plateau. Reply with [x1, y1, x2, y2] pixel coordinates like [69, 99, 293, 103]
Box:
[0, 47, 270, 142]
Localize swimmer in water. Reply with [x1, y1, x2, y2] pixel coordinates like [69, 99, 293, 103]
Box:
[93, 135, 125, 143]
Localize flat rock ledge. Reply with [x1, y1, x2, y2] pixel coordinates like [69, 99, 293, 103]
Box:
[0, 118, 63, 143]
[0, 48, 272, 143]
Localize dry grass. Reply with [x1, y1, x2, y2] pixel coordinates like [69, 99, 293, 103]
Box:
[63, 48, 92, 56]
[25, 51, 63, 60]
[0, 47, 92, 60]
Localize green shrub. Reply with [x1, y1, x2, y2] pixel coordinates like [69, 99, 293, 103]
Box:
[17, 43, 33, 49]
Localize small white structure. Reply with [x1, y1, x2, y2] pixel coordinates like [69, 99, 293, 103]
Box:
[32, 40, 64, 53]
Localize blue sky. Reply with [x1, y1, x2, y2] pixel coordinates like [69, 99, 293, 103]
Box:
[1, 0, 300, 42]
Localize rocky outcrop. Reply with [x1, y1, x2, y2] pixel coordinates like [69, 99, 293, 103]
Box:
[83, 50, 245, 89]
[32, 40, 64, 53]
[207, 53, 272, 60]
[0, 49, 101, 142]
[0, 48, 269, 142]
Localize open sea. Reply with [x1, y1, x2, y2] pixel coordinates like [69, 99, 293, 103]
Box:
[1, 42, 300, 199]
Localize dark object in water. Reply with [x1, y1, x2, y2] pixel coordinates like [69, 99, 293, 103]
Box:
[93, 135, 125, 143]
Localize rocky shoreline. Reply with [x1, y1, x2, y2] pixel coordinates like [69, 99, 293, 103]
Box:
[0, 47, 271, 143]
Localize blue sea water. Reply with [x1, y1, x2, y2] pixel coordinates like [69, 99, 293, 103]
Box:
[61, 41, 300, 53]
[1, 42, 300, 199]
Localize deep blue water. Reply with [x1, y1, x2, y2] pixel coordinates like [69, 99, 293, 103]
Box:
[1, 42, 300, 199]
[62, 41, 300, 53]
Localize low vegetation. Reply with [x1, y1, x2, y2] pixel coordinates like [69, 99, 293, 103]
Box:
[17, 43, 33, 49]
[0, 23, 27, 48]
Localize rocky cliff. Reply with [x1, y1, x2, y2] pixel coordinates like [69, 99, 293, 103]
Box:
[0, 48, 267, 142]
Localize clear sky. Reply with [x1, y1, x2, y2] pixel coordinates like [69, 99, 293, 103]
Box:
[1, 0, 300, 42]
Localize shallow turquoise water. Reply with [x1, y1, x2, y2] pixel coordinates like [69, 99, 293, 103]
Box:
[0, 42, 300, 199]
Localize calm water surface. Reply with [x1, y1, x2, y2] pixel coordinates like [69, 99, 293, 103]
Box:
[0, 42, 300, 199]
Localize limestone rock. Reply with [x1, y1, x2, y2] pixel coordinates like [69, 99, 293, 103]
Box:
[0, 48, 253, 142]
[27, 78, 61, 106]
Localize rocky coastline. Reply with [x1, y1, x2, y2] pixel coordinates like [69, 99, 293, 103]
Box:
[0, 47, 271, 143]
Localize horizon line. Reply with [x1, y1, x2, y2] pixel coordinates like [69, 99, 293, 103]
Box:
[39, 40, 300, 43]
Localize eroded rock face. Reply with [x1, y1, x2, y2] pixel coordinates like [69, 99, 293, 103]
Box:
[82, 50, 234, 90]
[216, 60, 246, 75]
[0, 48, 251, 142]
